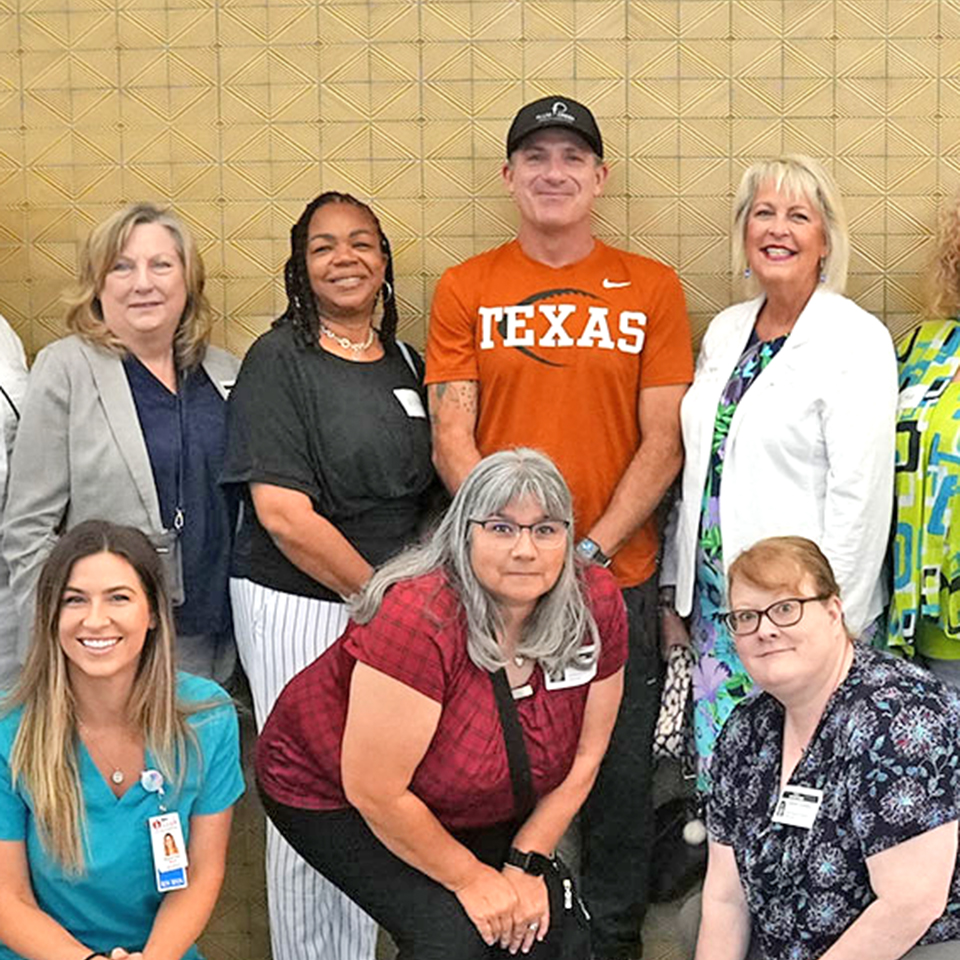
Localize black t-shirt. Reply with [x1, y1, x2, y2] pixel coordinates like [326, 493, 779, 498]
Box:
[221, 322, 435, 601]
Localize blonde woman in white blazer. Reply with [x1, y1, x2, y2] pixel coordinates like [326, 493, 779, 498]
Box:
[660, 157, 898, 792]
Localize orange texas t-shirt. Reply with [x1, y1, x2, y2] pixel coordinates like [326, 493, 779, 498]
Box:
[426, 239, 693, 588]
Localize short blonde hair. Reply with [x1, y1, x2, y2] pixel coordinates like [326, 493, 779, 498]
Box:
[732, 155, 849, 294]
[64, 203, 212, 370]
[727, 536, 841, 603]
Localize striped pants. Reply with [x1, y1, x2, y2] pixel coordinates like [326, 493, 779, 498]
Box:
[230, 577, 377, 960]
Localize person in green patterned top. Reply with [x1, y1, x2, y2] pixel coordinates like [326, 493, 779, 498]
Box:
[889, 193, 960, 686]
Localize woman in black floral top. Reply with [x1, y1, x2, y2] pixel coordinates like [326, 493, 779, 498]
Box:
[696, 536, 960, 960]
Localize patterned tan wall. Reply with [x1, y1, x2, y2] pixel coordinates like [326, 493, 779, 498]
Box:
[2, 0, 959, 360]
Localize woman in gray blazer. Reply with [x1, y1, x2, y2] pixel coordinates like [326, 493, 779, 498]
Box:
[2, 203, 240, 683]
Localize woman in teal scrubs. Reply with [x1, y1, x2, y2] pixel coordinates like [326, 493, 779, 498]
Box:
[0, 520, 244, 960]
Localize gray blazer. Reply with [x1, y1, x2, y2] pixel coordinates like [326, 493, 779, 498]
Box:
[2, 335, 239, 659]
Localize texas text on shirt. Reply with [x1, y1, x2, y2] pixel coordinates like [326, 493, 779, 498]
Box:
[425, 237, 692, 588]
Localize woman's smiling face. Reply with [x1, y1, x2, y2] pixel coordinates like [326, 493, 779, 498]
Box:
[58, 551, 155, 687]
[744, 181, 827, 295]
[305, 202, 387, 323]
[728, 574, 845, 700]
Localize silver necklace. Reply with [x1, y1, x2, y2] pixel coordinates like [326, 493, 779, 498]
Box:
[319, 321, 375, 357]
[513, 654, 525, 668]
[78, 720, 127, 785]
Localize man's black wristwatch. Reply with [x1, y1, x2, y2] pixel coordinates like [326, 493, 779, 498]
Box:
[575, 537, 611, 568]
[504, 847, 553, 876]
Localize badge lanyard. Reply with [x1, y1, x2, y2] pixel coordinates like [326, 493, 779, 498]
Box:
[141, 769, 189, 892]
[172, 376, 186, 536]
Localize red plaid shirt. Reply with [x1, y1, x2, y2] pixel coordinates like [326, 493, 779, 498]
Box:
[256, 565, 627, 831]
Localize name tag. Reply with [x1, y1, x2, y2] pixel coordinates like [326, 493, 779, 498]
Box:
[772, 785, 823, 830]
[542, 647, 598, 690]
[394, 388, 426, 418]
[149, 811, 189, 892]
[898, 383, 927, 411]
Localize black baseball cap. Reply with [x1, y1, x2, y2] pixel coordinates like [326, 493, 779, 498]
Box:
[506, 96, 604, 159]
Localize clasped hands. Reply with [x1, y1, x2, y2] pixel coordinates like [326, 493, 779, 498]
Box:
[454, 861, 550, 955]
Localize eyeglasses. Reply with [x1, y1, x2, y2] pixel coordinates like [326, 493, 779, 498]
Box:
[722, 595, 830, 636]
[468, 518, 570, 549]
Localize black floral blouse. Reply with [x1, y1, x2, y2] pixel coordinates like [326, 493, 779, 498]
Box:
[707, 645, 960, 959]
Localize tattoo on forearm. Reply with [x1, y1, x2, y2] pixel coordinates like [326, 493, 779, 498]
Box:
[430, 382, 478, 417]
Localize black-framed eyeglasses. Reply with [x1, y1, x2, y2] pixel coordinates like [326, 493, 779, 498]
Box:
[722, 595, 830, 636]
[468, 518, 570, 549]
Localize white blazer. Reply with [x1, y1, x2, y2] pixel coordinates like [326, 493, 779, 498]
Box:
[662, 288, 898, 635]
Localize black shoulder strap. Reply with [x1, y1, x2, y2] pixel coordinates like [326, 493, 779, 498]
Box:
[0, 384, 19, 422]
[490, 669, 536, 820]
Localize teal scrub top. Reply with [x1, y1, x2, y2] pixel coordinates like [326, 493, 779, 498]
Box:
[0, 673, 245, 960]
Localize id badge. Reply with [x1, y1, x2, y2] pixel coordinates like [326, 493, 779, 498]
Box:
[393, 387, 427, 419]
[150, 530, 185, 606]
[149, 812, 189, 892]
[898, 383, 928, 412]
[771, 785, 823, 830]
[543, 646, 599, 690]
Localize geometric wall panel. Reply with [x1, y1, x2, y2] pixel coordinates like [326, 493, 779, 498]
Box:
[3, 1, 960, 361]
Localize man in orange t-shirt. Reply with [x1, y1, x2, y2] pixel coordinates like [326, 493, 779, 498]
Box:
[425, 96, 693, 959]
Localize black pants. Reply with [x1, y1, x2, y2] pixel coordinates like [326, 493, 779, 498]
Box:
[580, 575, 661, 958]
[260, 793, 560, 960]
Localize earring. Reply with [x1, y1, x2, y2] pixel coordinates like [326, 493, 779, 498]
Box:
[819, 259, 827, 284]
[743, 266, 752, 279]
[382, 280, 394, 301]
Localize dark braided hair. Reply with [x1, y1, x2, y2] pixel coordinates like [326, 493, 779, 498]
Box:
[277, 191, 398, 350]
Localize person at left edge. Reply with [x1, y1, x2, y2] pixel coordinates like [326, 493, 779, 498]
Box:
[0, 312, 28, 690]
[221, 192, 436, 960]
[426, 95, 693, 959]
[2, 204, 240, 683]
[0, 519, 243, 960]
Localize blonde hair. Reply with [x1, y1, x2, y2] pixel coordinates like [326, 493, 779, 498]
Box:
[732, 155, 850, 294]
[928, 189, 960, 317]
[728, 536, 841, 602]
[4, 521, 200, 873]
[64, 203, 212, 370]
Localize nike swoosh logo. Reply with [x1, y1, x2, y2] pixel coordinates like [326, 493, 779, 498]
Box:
[602, 279, 631, 288]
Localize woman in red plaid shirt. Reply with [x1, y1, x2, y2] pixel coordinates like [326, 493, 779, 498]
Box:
[256, 448, 627, 960]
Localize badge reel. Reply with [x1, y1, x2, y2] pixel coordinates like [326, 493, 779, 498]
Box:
[141, 769, 189, 892]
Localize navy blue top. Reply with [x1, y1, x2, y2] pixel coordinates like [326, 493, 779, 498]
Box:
[708, 645, 960, 958]
[123, 355, 234, 635]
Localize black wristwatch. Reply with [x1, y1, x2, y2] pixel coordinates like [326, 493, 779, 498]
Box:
[575, 537, 612, 568]
[505, 847, 553, 876]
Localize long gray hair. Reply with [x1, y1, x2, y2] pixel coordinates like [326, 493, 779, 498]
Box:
[350, 448, 600, 675]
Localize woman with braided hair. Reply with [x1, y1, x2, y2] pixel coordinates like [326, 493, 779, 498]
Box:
[222, 191, 436, 960]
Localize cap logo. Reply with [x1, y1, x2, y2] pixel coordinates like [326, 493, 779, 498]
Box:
[536, 100, 576, 125]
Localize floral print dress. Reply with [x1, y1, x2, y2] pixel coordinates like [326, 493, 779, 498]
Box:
[690, 330, 788, 792]
[707, 646, 960, 959]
